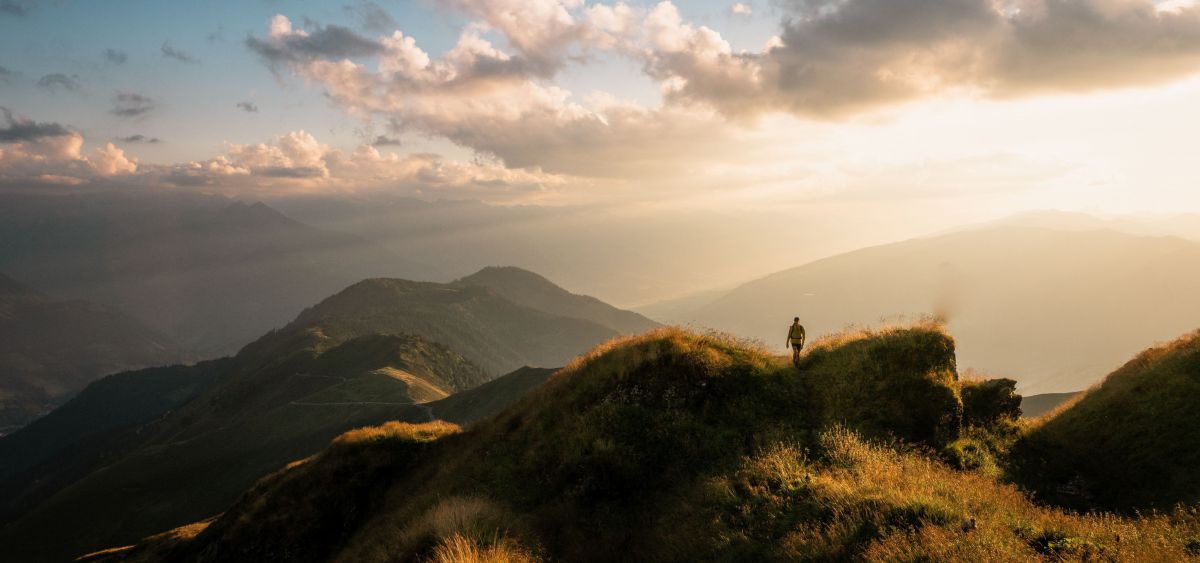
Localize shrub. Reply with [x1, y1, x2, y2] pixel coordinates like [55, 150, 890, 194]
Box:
[960, 378, 1022, 427]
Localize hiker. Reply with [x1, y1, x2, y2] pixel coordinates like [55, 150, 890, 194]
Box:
[787, 317, 806, 368]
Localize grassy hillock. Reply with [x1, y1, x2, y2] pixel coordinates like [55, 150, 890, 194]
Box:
[1011, 330, 1200, 511]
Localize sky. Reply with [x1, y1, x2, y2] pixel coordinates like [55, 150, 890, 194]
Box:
[2, 0, 1200, 219]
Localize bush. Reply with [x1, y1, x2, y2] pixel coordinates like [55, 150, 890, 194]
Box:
[960, 378, 1022, 427]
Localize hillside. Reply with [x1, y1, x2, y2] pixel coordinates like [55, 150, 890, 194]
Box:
[0, 191, 431, 356]
[427, 366, 557, 425]
[1011, 330, 1200, 511]
[0, 272, 182, 433]
[0, 331, 487, 562]
[685, 226, 1200, 393]
[87, 326, 1200, 562]
[0, 360, 227, 522]
[0, 272, 629, 561]
[456, 266, 660, 334]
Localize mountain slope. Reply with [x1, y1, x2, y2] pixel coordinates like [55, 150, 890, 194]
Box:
[0, 331, 486, 563]
[0, 360, 227, 522]
[91, 326, 1200, 562]
[688, 227, 1200, 393]
[1011, 330, 1200, 511]
[0, 272, 182, 433]
[428, 366, 558, 425]
[455, 266, 660, 334]
[0, 191, 431, 356]
[0, 272, 626, 561]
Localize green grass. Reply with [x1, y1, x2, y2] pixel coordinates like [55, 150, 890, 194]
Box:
[1011, 330, 1200, 511]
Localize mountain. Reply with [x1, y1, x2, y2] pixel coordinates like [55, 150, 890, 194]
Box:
[0, 272, 181, 433]
[1020, 392, 1079, 418]
[286, 277, 620, 375]
[0, 191, 432, 356]
[684, 226, 1200, 393]
[0, 271, 631, 561]
[455, 266, 660, 334]
[85, 326, 1200, 562]
[1011, 330, 1200, 511]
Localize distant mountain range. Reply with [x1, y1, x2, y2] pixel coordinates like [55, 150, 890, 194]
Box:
[661, 225, 1200, 393]
[0, 191, 431, 357]
[0, 267, 652, 562]
[0, 273, 181, 433]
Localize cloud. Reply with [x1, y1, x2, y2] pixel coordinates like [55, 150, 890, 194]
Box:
[36, 73, 81, 93]
[160, 129, 562, 198]
[110, 92, 156, 118]
[161, 41, 198, 64]
[371, 134, 401, 146]
[0, 0, 31, 17]
[343, 0, 397, 33]
[246, 13, 742, 176]
[104, 48, 128, 65]
[649, 0, 1200, 117]
[0, 112, 137, 183]
[730, 3, 752, 16]
[245, 15, 383, 70]
[116, 134, 161, 144]
[0, 65, 14, 83]
[237, 101, 259, 113]
[0, 107, 72, 142]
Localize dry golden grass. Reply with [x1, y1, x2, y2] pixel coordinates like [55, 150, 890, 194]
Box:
[557, 326, 773, 382]
[804, 317, 949, 354]
[427, 534, 538, 563]
[755, 428, 1200, 561]
[332, 420, 460, 447]
[378, 497, 539, 563]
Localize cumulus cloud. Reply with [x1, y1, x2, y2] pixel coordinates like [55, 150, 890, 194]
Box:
[246, 15, 382, 70]
[161, 129, 562, 198]
[110, 92, 156, 118]
[36, 73, 81, 93]
[0, 107, 71, 142]
[730, 3, 752, 16]
[104, 48, 128, 64]
[0, 110, 137, 183]
[650, 0, 1200, 116]
[116, 134, 161, 144]
[240, 1, 1200, 180]
[244, 13, 743, 176]
[161, 41, 199, 64]
[237, 101, 259, 113]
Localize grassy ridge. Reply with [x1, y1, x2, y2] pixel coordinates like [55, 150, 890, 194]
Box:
[1012, 330, 1200, 511]
[99, 326, 986, 561]
[94, 326, 1200, 562]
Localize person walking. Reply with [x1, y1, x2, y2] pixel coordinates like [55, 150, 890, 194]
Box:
[787, 317, 806, 369]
